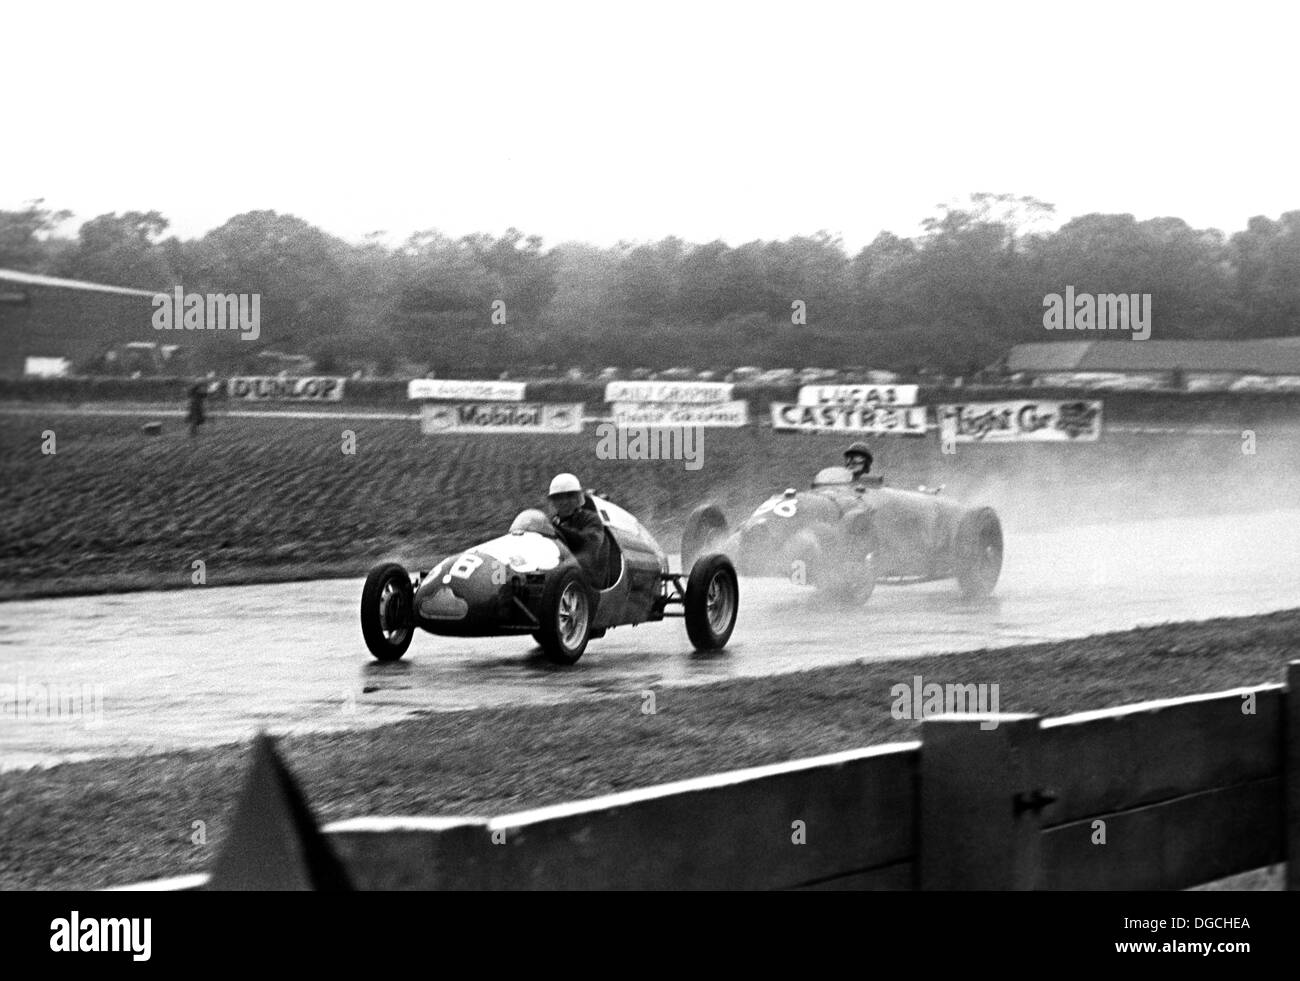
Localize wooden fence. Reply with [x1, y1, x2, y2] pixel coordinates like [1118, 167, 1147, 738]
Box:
[118, 660, 1299, 890]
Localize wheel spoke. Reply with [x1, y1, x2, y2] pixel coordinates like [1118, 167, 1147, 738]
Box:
[378, 579, 409, 643]
[558, 582, 588, 647]
[705, 572, 733, 631]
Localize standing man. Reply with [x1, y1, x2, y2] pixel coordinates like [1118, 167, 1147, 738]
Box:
[187, 379, 208, 437]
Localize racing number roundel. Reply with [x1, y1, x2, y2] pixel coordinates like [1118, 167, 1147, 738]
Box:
[757, 498, 798, 519]
[445, 553, 483, 582]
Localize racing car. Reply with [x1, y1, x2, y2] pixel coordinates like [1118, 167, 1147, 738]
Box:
[680, 466, 1002, 604]
[360, 492, 739, 665]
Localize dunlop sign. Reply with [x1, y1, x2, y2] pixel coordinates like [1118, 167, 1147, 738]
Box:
[227, 377, 345, 401]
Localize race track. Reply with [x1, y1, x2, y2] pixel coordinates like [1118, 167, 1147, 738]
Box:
[2, 508, 1298, 769]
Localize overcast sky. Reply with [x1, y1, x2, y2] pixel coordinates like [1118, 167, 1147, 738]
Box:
[3, 0, 1296, 250]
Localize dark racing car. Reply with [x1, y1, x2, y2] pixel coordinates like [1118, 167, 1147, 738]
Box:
[361, 492, 739, 665]
[681, 466, 1002, 604]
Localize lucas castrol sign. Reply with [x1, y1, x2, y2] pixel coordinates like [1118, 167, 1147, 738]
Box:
[769, 402, 928, 435]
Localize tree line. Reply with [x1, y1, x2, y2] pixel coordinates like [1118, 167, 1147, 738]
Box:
[2, 193, 1297, 375]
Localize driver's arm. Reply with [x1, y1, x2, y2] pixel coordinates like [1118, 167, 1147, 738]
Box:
[554, 509, 604, 555]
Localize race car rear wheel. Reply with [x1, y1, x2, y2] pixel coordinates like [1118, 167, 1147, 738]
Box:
[361, 562, 415, 661]
[537, 567, 593, 665]
[682, 505, 728, 569]
[955, 507, 1003, 598]
[684, 554, 739, 651]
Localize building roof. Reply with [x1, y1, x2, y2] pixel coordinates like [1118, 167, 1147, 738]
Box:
[1005, 342, 1092, 372]
[0, 268, 161, 298]
[1008, 340, 1300, 375]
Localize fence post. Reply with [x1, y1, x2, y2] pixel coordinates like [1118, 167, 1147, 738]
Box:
[1287, 661, 1300, 892]
[919, 712, 1043, 890]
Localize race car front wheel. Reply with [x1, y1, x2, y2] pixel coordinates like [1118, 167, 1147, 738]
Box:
[361, 562, 415, 661]
[822, 543, 877, 606]
[684, 554, 739, 651]
[789, 523, 876, 605]
[537, 567, 594, 665]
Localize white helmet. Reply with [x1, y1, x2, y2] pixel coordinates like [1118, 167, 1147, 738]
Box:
[548, 473, 582, 496]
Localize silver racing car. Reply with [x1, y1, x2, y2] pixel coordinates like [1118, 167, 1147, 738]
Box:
[361, 492, 739, 665]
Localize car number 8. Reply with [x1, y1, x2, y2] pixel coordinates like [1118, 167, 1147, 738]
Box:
[449, 553, 484, 578]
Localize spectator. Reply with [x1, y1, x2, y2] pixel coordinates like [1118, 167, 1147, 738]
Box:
[187, 380, 208, 437]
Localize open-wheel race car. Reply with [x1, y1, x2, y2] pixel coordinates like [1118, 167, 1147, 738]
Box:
[681, 466, 1002, 604]
[360, 492, 739, 665]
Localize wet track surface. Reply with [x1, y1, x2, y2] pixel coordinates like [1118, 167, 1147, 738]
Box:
[2, 509, 1298, 769]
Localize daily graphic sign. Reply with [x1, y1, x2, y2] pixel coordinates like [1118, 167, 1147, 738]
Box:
[937, 400, 1103, 442]
[604, 381, 734, 404]
[610, 401, 749, 427]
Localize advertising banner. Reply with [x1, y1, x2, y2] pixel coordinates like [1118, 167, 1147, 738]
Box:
[937, 400, 1103, 442]
[796, 384, 919, 407]
[770, 402, 928, 435]
[420, 402, 584, 434]
[604, 381, 734, 404]
[610, 401, 749, 427]
[408, 379, 528, 401]
[227, 377, 345, 401]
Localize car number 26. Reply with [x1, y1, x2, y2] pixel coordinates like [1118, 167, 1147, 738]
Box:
[756, 498, 798, 518]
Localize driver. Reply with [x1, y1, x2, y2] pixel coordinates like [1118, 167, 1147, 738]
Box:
[844, 441, 874, 481]
[547, 473, 606, 582]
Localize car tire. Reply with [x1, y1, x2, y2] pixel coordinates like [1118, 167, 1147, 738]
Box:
[684, 553, 739, 651]
[824, 538, 877, 606]
[681, 505, 728, 569]
[831, 514, 878, 605]
[955, 507, 1003, 598]
[791, 522, 875, 605]
[361, 562, 415, 661]
[537, 567, 594, 665]
[786, 521, 840, 586]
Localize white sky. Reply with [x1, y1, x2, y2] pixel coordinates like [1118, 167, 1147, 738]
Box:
[3, 0, 1296, 251]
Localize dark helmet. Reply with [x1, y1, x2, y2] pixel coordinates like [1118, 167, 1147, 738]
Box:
[844, 441, 873, 466]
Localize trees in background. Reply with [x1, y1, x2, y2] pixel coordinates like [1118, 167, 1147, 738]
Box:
[0, 200, 72, 272]
[1, 195, 1297, 374]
